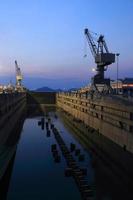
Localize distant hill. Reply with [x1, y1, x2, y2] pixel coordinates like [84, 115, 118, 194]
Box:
[35, 86, 79, 92]
[35, 87, 63, 92]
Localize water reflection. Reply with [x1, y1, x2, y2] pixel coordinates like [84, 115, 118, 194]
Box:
[1, 105, 133, 200]
[4, 106, 84, 200]
[0, 153, 16, 200]
[0, 115, 24, 200]
[7, 119, 82, 199]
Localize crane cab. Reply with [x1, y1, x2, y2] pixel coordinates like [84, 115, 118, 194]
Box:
[95, 53, 115, 66]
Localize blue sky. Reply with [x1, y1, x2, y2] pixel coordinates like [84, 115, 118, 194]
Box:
[0, 0, 133, 89]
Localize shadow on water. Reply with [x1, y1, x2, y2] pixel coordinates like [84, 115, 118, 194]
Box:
[27, 104, 56, 118]
[0, 154, 16, 200]
[1, 104, 133, 200]
[0, 112, 25, 200]
[59, 111, 133, 200]
[5, 104, 94, 200]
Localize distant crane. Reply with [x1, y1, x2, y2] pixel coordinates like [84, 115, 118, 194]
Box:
[15, 60, 23, 87]
[84, 28, 115, 91]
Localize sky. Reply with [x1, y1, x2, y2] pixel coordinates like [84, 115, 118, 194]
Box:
[0, 0, 133, 89]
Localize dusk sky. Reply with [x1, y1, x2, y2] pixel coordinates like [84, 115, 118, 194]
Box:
[0, 0, 133, 89]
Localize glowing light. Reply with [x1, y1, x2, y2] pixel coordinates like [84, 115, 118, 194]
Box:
[92, 68, 96, 72]
[123, 84, 133, 87]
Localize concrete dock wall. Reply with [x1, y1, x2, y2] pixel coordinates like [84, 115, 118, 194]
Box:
[57, 92, 133, 154]
[0, 93, 26, 145]
[27, 91, 56, 105]
[0, 93, 26, 181]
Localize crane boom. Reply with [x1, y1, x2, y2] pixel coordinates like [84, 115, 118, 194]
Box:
[84, 28, 97, 58]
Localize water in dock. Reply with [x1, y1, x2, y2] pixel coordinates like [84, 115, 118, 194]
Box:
[6, 112, 94, 200]
[1, 109, 132, 200]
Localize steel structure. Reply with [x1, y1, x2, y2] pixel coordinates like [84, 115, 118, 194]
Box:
[15, 60, 23, 87]
[84, 28, 115, 87]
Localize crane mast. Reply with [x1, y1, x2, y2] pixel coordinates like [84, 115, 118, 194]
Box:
[15, 60, 23, 87]
[84, 28, 115, 89]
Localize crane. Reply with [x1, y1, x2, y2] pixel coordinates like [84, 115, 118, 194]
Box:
[15, 60, 23, 87]
[84, 28, 115, 88]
